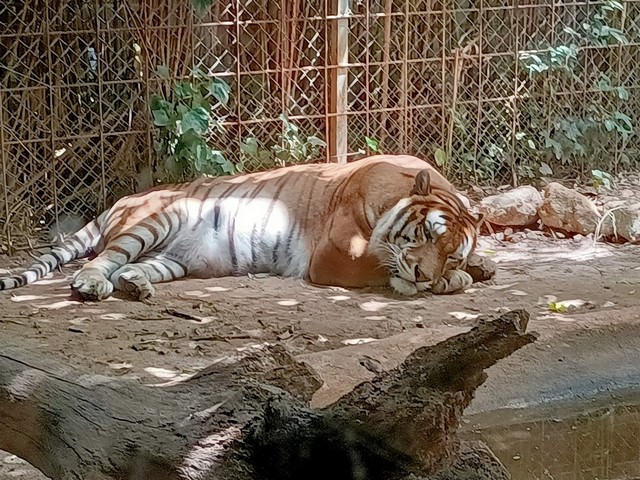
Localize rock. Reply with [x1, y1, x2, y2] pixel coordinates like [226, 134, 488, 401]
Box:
[504, 227, 514, 237]
[456, 192, 472, 210]
[510, 232, 526, 243]
[573, 234, 584, 243]
[538, 182, 602, 235]
[464, 253, 498, 283]
[480, 186, 543, 226]
[608, 204, 640, 242]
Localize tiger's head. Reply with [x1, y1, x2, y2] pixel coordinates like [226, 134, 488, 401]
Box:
[369, 169, 484, 295]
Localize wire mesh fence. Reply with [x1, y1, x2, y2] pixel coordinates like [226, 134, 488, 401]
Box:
[1, 0, 640, 248]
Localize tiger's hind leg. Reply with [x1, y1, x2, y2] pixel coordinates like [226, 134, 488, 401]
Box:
[72, 226, 165, 301]
[110, 254, 188, 301]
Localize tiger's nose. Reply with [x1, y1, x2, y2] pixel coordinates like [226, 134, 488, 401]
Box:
[414, 265, 429, 282]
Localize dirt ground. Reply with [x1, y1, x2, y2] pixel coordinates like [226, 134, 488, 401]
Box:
[1, 234, 640, 479]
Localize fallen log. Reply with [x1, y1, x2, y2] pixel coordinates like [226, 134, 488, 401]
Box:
[0, 309, 535, 480]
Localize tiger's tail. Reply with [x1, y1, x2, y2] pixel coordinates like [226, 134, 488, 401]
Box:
[0, 219, 101, 291]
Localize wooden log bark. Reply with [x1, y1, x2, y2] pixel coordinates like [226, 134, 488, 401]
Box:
[0, 309, 535, 480]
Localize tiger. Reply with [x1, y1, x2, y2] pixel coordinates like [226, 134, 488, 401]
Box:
[0, 154, 486, 301]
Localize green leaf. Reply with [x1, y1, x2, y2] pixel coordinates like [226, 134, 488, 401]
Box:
[174, 82, 193, 100]
[618, 87, 630, 100]
[365, 136, 381, 152]
[190, 0, 213, 13]
[527, 139, 536, 150]
[615, 111, 633, 130]
[152, 108, 172, 127]
[307, 136, 327, 148]
[608, 28, 628, 44]
[538, 162, 553, 176]
[609, 0, 625, 11]
[604, 119, 616, 132]
[563, 26, 582, 38]
[515, 132, 526, 140]
[182, 107, 210, 134]
[241, 137, 259, 156]
[209, 77, 231, 105]
[155, 65, 171, 79]
[434, 148, 447, 167]
[548, 302, 568, 313]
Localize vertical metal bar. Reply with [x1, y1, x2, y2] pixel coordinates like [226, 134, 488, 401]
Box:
[44, 0, 60, 240]
[441, 0, 447, 158]
[280, 0, 286, 119]
[473, 0, 484, 184]
[365, 0, 371, 143]
[235, 0, 243, 161]
[142, 2, 154, 189]
[334, 0, 349, 163]
[0, 88, 10, 250]
[510, 0, 520, 187]
[402, 0, 409, 152]
[613, 3, 627, 174]
[95, 0, 107, 211]
[323, 0, 331, 163]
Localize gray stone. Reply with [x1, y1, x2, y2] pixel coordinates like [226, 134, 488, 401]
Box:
[480, 186, 543, 226]
[538, 182, 601, 235]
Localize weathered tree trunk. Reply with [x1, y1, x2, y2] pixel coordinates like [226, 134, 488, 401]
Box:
[0, 310, 535, 480]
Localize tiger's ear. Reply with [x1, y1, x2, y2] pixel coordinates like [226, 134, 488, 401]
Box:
[411, 169, 431, 196]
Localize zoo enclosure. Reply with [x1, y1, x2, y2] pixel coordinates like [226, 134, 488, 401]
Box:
[1, 0, 640, 248]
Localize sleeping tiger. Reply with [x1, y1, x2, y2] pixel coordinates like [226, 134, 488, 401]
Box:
[0, 155, 486, 301]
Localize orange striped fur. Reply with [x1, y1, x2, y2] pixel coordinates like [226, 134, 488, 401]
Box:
[0, 155, 483, 300]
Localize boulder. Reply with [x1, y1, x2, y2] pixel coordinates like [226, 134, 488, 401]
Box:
[538, 182, 601, 235]
[480, 186, 542, 226]
[607, 203, 640, 243]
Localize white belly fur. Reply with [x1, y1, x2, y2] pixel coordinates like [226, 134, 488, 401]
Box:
[164, 197, 311, 278]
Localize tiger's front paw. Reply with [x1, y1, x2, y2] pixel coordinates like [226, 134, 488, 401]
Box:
[431, 270, 473, 295]
[71, 269, 114, 301]
[390, 277, 418, 296]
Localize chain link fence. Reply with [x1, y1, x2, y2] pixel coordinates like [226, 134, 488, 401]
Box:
[1, 0, 640, 248]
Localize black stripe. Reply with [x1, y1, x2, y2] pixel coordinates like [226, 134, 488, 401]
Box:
[272, 233, 281, 265]
[162, 263, 179, 281]
[83, 231, 94, 247]
[68, 236, 85, 253]
[107, 245, 132, 262]
[228, 224, 237, 274]
[49, 251, 65, 265]
[213, 206, 221, 230]
[143, 222, 160, 246]
[299, 177, 318, 240]
[392, 205, 416, 241]
[160, 211, 175, 238]
[117, 232, 147, 251]
[59, 244, 76, 256]
[148, 263, 167, 280]
[250, 224, 259, 271]
[11, 276, 26, 287]
[32, 264, 47, 274]
[260, 175, 290, 236]
[169, 258, 188, 275]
